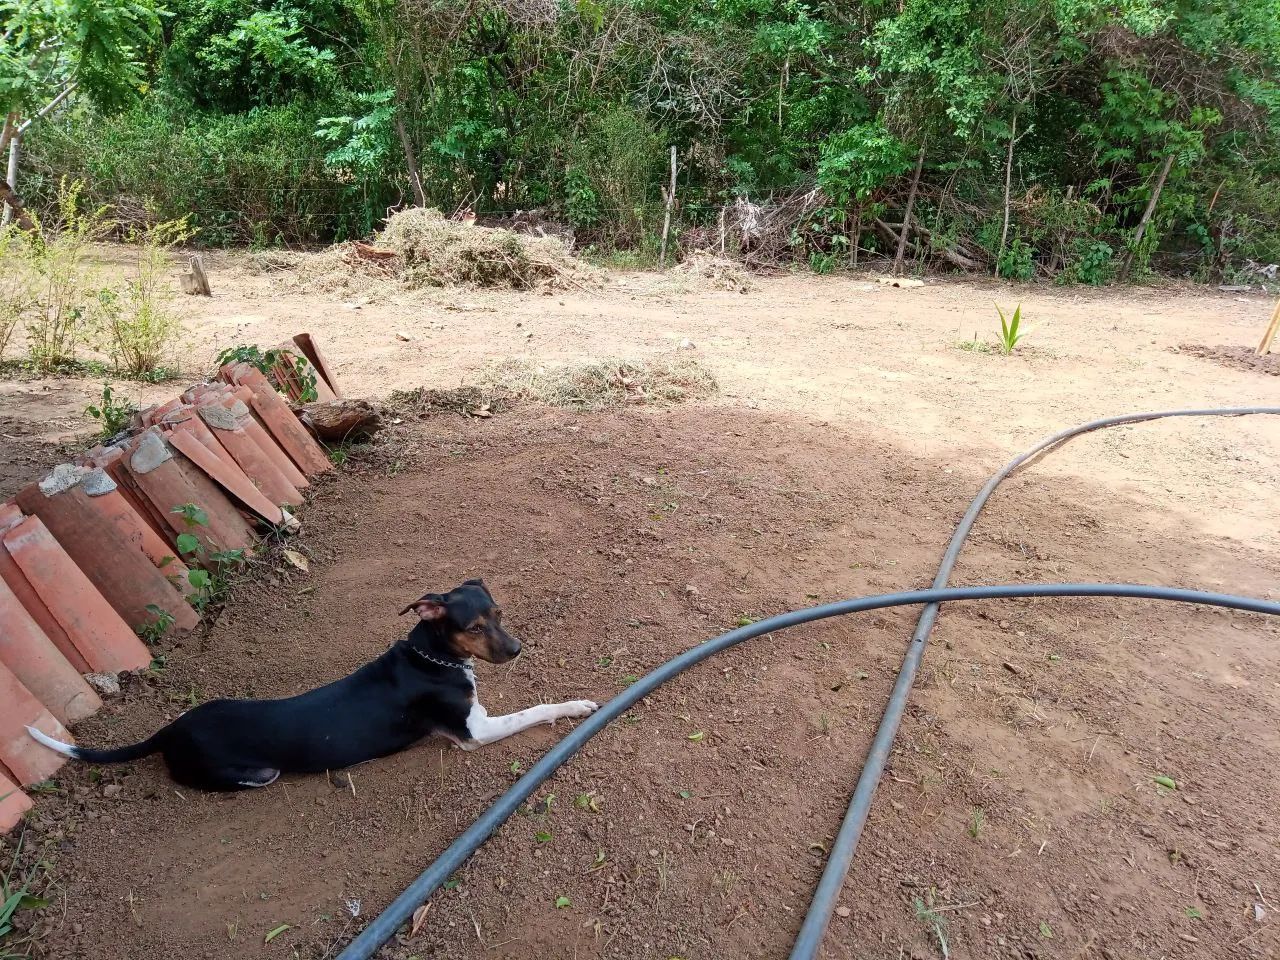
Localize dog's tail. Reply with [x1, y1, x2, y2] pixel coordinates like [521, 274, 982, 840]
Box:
[26, 725, 162, 764]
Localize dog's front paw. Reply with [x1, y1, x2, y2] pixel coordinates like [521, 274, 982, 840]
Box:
[560, 700, 599, 719]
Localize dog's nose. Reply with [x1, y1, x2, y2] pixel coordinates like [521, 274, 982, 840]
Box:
[509, 639, 522, 656]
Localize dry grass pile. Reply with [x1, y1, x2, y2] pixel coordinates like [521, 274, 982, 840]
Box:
[297, 208, 595, 294]
[671, 250, 755, 293]
[484, 355, 717, 409]
[242, 250, 304, 274]
[388, 355, 717, 418]
[387, 384, 509, 418]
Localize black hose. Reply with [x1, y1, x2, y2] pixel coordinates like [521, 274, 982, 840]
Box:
[338, 582, 1280, 959]
[787, 405, 1280, 959]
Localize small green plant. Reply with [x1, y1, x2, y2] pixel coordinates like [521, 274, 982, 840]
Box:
[995, 302, 1027, 355]
[968, 807, 985, 839]
[554, 895, 571, 909]
[215, 344, 318, 403]
[1, 830, 50, 948]
[1038, 921, 1054, 939]
[997, 235, 1035, 281]
[957, 335, 996, 354]
[809, 251, 839, 275]
[1065, 239, 1114, 286]
[171, 503, 247, 616]
[136, 603, 177, 644]
[85, 382, 139, 439]
[913, 897, 949, 958]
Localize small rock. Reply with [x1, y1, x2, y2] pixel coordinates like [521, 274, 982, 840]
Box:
[835, 906, 851, 918]
[998, 620, 1011, 630]
[679, 339, 697, 350]
[1256, 903, 1267, 922]
[329, 771, 351, 789]
[84, 673, 122, 697]
[102, 784, 122, 799]
[685, 585, 699, 596]
[1002, 661, 1022, 675]
[396, 331, 413, 341]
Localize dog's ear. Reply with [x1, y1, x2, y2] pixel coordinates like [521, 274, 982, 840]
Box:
[400, 594, 447, 620]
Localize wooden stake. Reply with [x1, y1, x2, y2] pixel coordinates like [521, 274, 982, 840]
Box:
[660, 146, 677, 267]
[1258, 298, 1280, 356]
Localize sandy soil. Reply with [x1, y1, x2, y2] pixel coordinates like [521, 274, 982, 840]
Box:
[2, 255, 1279, 960]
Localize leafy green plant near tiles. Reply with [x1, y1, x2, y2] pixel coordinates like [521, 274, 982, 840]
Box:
[85, 381, 138, 439]
[172, 502, 247, 617]
[215, 345, 319, 403]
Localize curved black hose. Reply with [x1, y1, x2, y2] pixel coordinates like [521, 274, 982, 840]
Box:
[338, 582, 1280, 959]
[787, 405, 1280, 959]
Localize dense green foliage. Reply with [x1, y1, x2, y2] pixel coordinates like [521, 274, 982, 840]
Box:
[9, 0, 1280, 278]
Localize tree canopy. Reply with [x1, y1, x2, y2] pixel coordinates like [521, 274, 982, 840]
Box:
[10, 0, 1280, 278]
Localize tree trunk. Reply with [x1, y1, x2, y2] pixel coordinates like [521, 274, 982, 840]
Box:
[0, 120, 38, 236]
[850, 205, 862, 268]
[996, 113, 1017, 279]
[893, 144, 926, 276]
[395, 113, 426, 208]
[1, 124, 19, 228]
[659, 145, 677, 267]
[0, 113, 14, 159]
[1119, 153, 1174, 281]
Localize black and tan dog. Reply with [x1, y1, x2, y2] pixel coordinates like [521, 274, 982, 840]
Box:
[27, 580, 597, 791]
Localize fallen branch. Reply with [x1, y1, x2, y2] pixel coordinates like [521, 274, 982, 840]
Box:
[874, 218, 985, 272]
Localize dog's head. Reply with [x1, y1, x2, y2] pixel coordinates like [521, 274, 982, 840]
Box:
[400, 579, 521, 663]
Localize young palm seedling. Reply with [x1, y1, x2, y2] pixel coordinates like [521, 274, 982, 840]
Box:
[995, 302, 1027, 355]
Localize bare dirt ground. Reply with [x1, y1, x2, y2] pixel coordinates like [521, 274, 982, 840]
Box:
[2, 254, 1280, 960]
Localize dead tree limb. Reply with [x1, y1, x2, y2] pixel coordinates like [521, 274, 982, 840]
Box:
[996, 113, 1018, 278]
[875, 218, 984, 272]
[893, 143, 926, 276]
[1119, 153, 1174, 281]
[660, 145, 677, 266]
